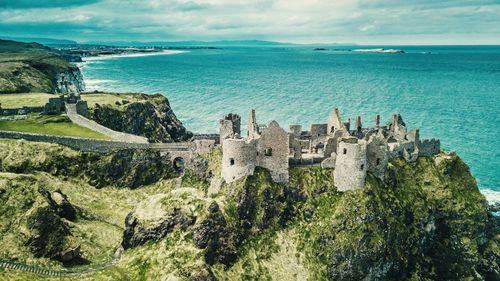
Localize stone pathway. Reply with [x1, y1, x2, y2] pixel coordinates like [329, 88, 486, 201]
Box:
[65, 103, 148, 143]
[0, 247, 122, 278]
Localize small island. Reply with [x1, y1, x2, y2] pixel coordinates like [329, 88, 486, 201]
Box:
[352, 48, 405, 53]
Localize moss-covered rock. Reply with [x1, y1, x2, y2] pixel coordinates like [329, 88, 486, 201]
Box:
[0, 140, 178, 189]
[84, 149, 177, 189]
[89, 93, 193, 142]
[297, 154, 499, 280]
[0, 138, 498, 281]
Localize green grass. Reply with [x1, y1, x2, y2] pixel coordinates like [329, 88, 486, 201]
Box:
[0, 115, 110, 140]
[0, 92, 54, 108]
[81, 92, 141, 108]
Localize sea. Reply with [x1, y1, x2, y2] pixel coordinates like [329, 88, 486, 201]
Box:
[78, 45, 500, 202]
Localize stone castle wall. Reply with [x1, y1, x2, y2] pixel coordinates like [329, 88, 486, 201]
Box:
[418, 138, 440, 156]
[0, 130, 193, 154]
[366, 134, 389, 179]
[256, 121, 289, 183]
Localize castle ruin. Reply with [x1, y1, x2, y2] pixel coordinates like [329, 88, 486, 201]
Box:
[220, 108, 440, 191]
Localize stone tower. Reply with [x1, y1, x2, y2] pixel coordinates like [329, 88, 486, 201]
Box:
[247, 109, 259, 139]
[334, 137, 367, 191]
[221, 138, 257, 183]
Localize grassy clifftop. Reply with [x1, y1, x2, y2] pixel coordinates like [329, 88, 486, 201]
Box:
[0, 140, 498, 280]
[0, 39, 81, 94]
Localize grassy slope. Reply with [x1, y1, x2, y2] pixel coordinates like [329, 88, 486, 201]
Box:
[0, 40, 75, 94]
[0, 115, 109, 140]
[0, 92, 144, 109]
[81, 92, 143, 109]
[0, 141, 497, 280]
[0, 93, 54, 108]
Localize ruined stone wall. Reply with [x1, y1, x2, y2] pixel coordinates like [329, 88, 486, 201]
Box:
[289, 125, 302, 138]
[221, 138, 257, 183]
[43, 97, 65, 115]
[0, 106, 44, 116]
[75, 100, 88, 117]
[323, 137, 337, 157]
[193, 139, 216, 155]
[334, 138, 367, 191]
[388, 140, 416, 159]
[327, 108, 344, 134]
[418, 138, 440, 156]
[0, 130, 194, 154]
[219, 113, 241, 145]
[247, 109, 259, 139]
[256, 121, 289, 182]
[366, 134, 389, 179]
[289, 134, 302, 159]
[310, 123, 328, 149]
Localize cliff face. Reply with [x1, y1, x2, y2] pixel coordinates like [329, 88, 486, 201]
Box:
[0, 39, 84, 94]
[89, 93, 193, 142]
[0, 139, 497, 280]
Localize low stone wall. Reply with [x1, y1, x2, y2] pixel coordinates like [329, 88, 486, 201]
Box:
[0, 130, 192, 153]
[193, 133, 220, 144]
[0, 106, 44, 116]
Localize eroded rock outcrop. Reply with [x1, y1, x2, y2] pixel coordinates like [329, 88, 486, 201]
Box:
[122, 208, 194, 249]
[193, 202, 237, 266]
[90, 94, 193, 143]
[0, 39, 84, 94]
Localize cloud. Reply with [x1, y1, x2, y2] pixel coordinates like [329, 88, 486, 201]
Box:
[0, 0, 499, 44]
[0, 0, 100, 9]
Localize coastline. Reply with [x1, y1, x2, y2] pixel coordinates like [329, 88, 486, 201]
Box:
[74, 48, 500, 206]
[82, 50, 189, 61]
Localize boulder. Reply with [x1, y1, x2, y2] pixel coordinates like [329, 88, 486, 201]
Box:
[122, 208, 194, 249]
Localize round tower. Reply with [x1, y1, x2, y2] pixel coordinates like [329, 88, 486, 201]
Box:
[221, 138, 257, 183]
[333, 137, 367, 191]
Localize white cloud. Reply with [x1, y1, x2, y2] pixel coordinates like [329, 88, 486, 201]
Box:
[0, 0, 499, 44]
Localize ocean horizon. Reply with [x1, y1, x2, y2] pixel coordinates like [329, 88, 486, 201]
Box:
[78, 45, 500, 202]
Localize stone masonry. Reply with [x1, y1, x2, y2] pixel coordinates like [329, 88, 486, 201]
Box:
[220, 108, 441, 191]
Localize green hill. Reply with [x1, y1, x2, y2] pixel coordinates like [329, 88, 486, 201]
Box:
[0, 139, 498, 280]
[0, 39, 83, 94]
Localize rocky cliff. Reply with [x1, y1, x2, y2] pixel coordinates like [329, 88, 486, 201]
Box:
[0, 39, 84, 94]
[88, 93, 193, 142]
[0, 139, 498, 280]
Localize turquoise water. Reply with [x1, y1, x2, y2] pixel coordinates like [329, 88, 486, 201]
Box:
[79, 46, 500, 199]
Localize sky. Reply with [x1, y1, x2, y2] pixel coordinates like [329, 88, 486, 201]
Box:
[0, 0, 499, 44]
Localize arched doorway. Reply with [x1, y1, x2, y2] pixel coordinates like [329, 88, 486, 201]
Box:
[173, 157, 185, 172]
